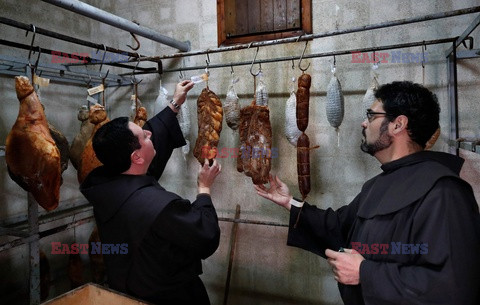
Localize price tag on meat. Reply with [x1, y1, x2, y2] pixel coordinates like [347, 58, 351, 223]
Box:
[87, 84, 104, 96]
[33, 74, 50, 87]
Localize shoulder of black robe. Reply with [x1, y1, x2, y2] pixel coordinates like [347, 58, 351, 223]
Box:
[357, 150, 469, 218]
[143, 106, 187, 180]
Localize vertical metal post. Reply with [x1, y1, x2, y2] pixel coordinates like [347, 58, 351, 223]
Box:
[28, 193, 40, 305]
[223, 205, 241, 305]
[447, 41, 459, 156]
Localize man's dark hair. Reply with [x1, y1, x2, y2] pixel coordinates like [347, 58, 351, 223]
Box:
[375, 81, 440, 149]
[93, 117, 141, 173]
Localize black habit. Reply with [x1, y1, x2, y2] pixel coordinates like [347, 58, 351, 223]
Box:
[81, 107, 220, 305]
[288, 151, 480, 305]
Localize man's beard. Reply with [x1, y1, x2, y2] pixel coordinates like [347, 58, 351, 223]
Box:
[360, 119, 392, 155]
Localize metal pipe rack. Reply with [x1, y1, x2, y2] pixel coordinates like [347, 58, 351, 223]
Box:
[40, 0, 190, 52]
[0, 5, 479, 305]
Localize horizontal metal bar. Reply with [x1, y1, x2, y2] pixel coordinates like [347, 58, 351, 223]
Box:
[445, 13, 480, 56]
[0, 227, 30, 238]
[0, 216, 94, 253]
[0, 16, 146, 59]
[0, 55, 130, 86]
[456, 49, 480, 59]
[219, 217, 288, 227]
[448, 139, 480, 153]
[127, 37, 456, 75]
[133, 6, 480, 61]
[0, 234, 38, 252]
[0, 202, 93, 230]
[41, 0, 190, 51]
[0, 38, 154, 71]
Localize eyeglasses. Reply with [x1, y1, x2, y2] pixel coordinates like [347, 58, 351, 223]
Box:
[365, 110, 392, 122]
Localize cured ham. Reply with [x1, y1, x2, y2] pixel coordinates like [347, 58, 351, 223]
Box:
[6, 76, 61, 211]
[48, 123, 69, 174]
[69, 105, 95, 170]
[134, 106, 147, 127]
[77, 104, 109, 183]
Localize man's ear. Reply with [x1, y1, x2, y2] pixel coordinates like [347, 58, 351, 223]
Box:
[130, 151, 145, 165]
[391, 115, 408, 135]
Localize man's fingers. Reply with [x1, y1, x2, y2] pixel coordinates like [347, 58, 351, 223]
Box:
[325, 249, 340, 259]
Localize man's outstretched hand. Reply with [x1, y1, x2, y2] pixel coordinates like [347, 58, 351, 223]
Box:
[254, 174, 293, 210]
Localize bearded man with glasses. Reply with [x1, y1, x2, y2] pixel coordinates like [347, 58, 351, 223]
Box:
[255, 81, 480, 305]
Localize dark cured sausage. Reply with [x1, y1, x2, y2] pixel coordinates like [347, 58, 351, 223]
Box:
[296, 73, 311, 132]
[297, 132, 310, 200]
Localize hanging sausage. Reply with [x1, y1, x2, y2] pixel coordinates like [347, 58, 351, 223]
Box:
[326, 64, 345, 129]
[193, 87, 223, 164]
[285, 74, 302, 146]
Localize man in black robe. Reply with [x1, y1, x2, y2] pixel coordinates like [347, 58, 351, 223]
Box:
[255, 81, 480, 304]
[81, 80, 221, 305]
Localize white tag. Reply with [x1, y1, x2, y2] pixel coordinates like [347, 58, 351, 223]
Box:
[33, 74, 50, 87]
[87, 84, 104, 95]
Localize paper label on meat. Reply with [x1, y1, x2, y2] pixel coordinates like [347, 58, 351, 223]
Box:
[87, 84, 104, 96]
[33, 74, 50, 87]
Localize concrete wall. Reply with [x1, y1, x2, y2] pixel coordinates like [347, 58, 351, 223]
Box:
[0, 0, 479, 304]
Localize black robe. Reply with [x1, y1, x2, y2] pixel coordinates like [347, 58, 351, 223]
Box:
[288, 151, 480, 305]
[80, 107, 220, 305]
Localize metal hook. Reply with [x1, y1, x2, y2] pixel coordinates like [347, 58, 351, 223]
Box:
[298, 41, 310, 72]
[205, 52, 210, 67]
[230, 64, 234, 74]
[333, 55, 336, 67]
[84, 64, 92, 87]
[461, 36, 474, 50]
[26, 24, 37, 67]
[98, 44, 107, 75]
[179, 70, 184, 80]
[127, 20, 141, 51]
[131, 55, 142, 84]
[291, 59, 295, 70]
[33, 47, 41, 73]
[127, 33, 141, 51]
[249, 47, 261, 77]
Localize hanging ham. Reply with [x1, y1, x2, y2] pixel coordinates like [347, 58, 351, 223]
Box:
[69, 105, 95, 170]
[77, 104, 109, 183]
[5, 76, 61, 211]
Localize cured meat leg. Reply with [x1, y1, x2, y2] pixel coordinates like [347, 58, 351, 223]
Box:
[193, 87, 223, 164]
[78, 104, 109, 183]
[70, 105, 95, 170]
[134, 106, 147, 127]
[6, 76, 61, 211]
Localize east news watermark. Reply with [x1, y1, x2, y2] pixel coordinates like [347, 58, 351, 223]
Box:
[351, 51, 429, 64]
[51, 51, 129, 64]
[201, 145, 279, 159]
[51, 242, 128, 255]
[350, 242, 428, 255]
